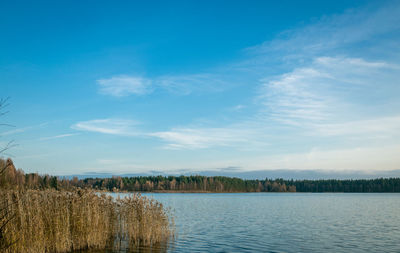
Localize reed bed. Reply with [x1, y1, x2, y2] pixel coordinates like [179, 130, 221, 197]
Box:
[0, 189, 173, 253]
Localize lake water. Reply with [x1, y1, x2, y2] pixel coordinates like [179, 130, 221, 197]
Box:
[111, 193, 400, 252]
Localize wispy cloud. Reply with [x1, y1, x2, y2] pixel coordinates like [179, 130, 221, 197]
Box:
[231, 104, 246, 111]
[253, 145, 400, 172]
[83, 1, 400, 174]
[98, 73, 232, 97]
[71, 119, 141, 136]
[97, 76, 152, 97]
[148, 3, 400, 151]
[0, 122, 48, 136]
[86, 51, 400, 149]
[311, 116, 400, 138]
[247, 2, 400, 58]
[72, 118, 266, 150]
[260, 66, 331, 124]
[156, 73, 229, 95]
[149, 126, 254, 150]
[259, 56, 399, 131]
[39, 133, 80, 141]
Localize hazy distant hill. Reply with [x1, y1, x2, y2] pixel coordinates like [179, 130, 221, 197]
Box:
[63, 169, 400, 180]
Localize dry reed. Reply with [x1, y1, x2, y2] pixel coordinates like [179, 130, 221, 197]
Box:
[0, 189, 172, 253]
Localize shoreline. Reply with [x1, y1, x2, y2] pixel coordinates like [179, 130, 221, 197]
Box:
[107, 190, 400, 194]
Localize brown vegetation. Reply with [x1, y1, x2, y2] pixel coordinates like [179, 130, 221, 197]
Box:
[0, 159, 173, 253]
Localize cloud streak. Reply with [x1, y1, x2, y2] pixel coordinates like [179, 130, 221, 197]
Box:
[71, 119, 141, 136]
[87, 54, 400, 149]
[147, 3, 400, 153]
[310, 116, 400, 138]
[149, 126, 257, 150]
[97, 76, 152, 97]
[155, 73, 229, 95]
[77, 1, 400, 173]
[39, 133, 80, 141]
[259, 56, 400, 134]
[1, 123, 48, 136]
[98, 73, 233, 97]
[72, 118, 264, 150]
[247, 2, 400, 58]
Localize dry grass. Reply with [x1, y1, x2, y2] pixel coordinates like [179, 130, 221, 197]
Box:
[0, 189, 173, 253]
[116, 194, 174, 251]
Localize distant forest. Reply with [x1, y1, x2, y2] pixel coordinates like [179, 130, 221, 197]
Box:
[81, 175, 400, 193]
[2, 160, 400, 192]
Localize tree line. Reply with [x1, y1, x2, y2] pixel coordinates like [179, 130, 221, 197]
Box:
[82, 175, 400, 193]
[2, 160, 399, 193]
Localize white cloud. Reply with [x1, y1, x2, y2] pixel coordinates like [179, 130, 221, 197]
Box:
[259, 56, 399, 131]
[97, 73, 233, 97]
[1, 122, 48, 136]
[72, 118, 268, 150]
[149, 127, 253, 150]
[247, 2, 400, 57]
[316, 57, 395, 69]
[231, 104, 246, 111]
[156, 73, 228, 95]
[310, 116, 400, 137]
[260, 67, 331, 124]
[79, 2, 400, 171]
[39, 133, 79, 141]
[84, 56, 400, 150]
[97, 76, 152, 97]
[251, 145, 400, 172]
[71, 119, 141, 136]
[180, 145, 400, 172]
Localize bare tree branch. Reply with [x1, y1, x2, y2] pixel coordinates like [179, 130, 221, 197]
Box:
[0, 97, 18, 251]
[0, 124, 16, 127]
[0, 141, 17, 157]
[0, 97, 17, 162]
[0, 98, 10, 117]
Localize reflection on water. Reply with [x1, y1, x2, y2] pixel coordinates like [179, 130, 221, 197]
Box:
[75, 240, 171, 253]
[84, 193, 400, 252]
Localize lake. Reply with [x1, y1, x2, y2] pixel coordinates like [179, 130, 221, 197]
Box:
[109, 193, 400, 252]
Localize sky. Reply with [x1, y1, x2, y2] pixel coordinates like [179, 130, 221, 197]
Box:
[1, 0, 400, 176]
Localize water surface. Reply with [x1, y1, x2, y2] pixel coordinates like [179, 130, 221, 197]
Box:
[112, 193, 400, 252]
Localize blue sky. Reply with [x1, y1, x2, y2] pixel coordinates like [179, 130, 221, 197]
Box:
[1, 0, 400, 175]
